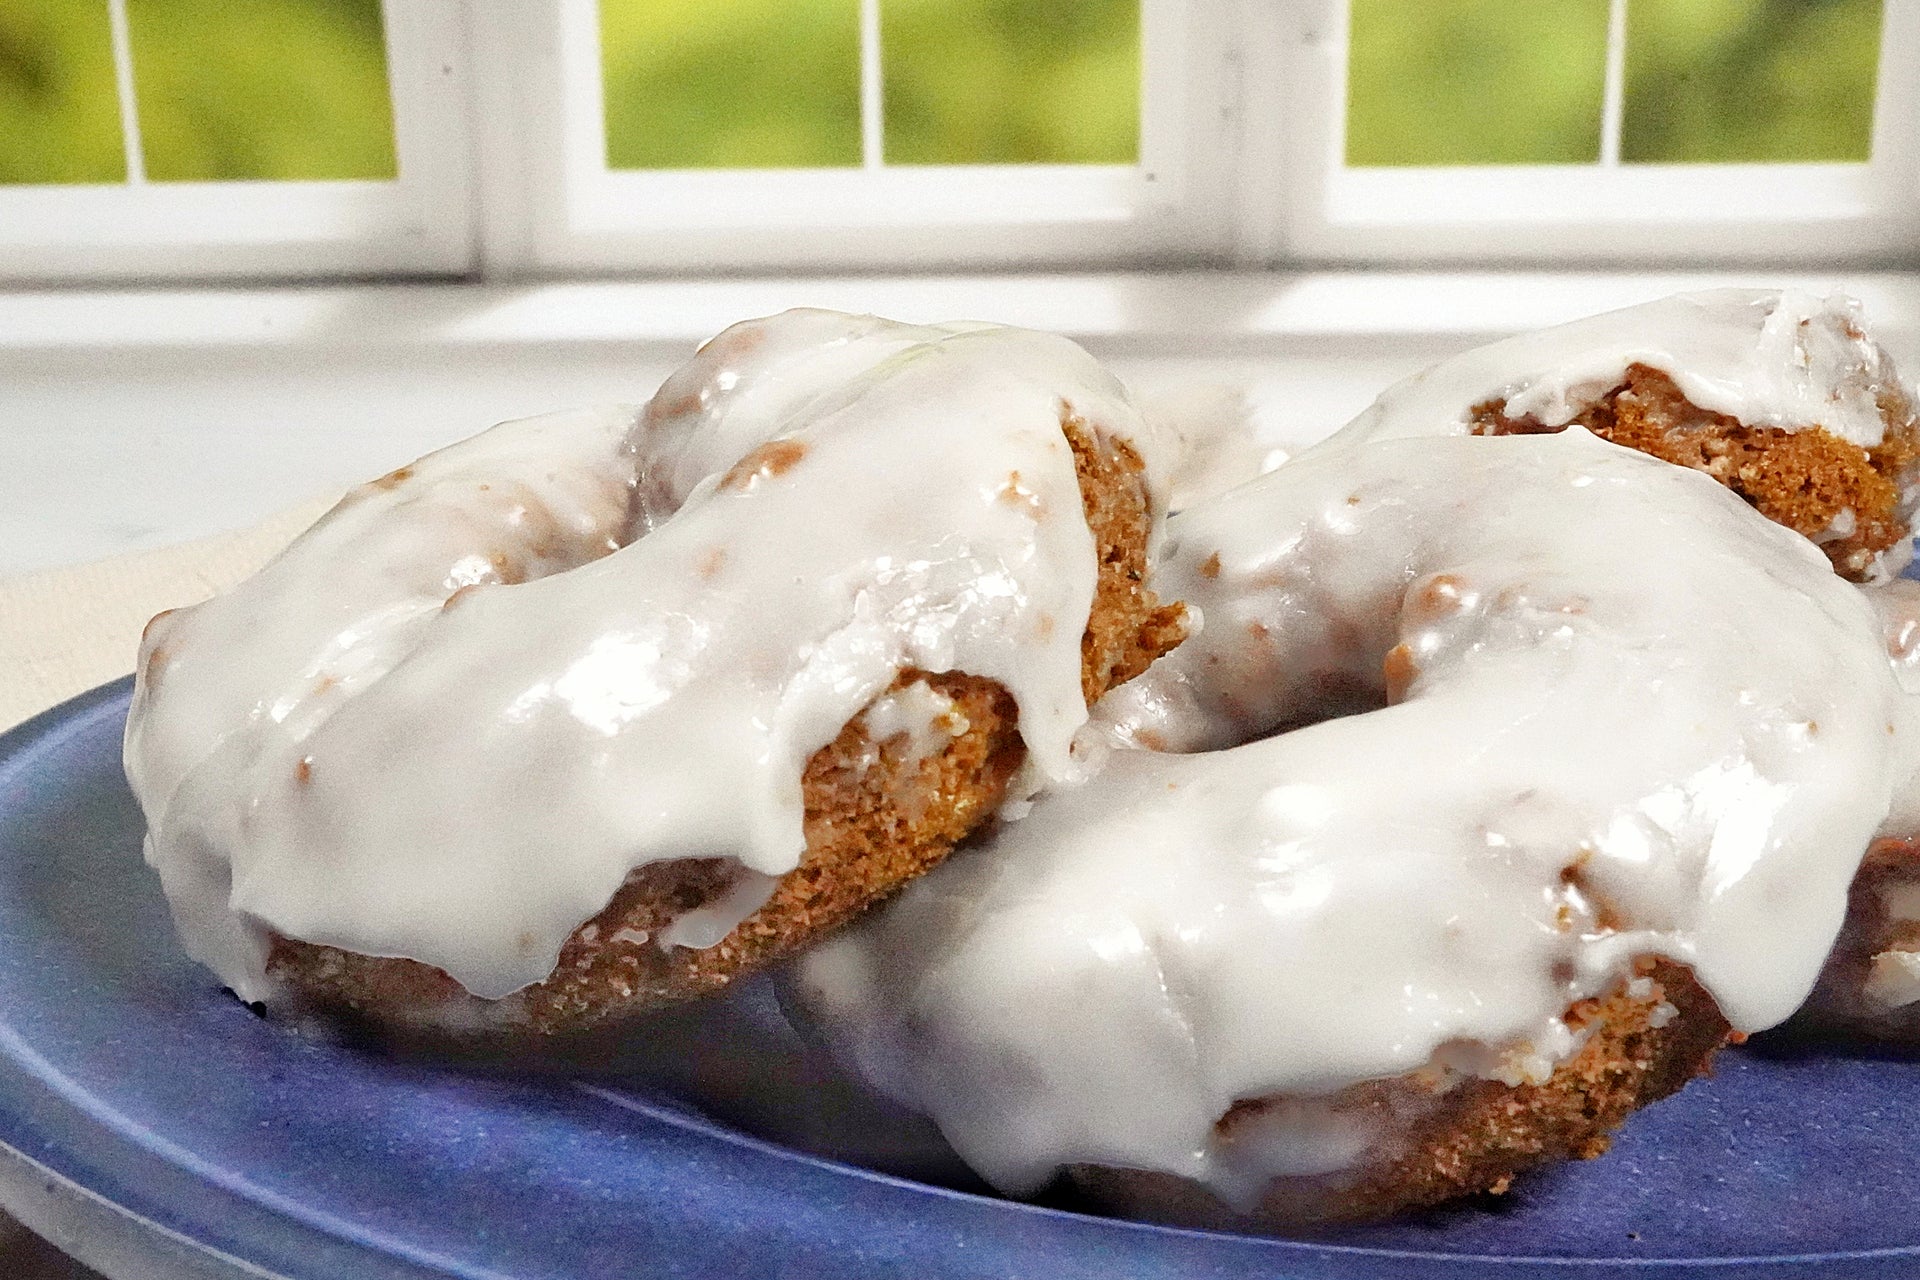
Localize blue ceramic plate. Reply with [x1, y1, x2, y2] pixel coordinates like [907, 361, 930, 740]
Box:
[4, 681, 1920, 1280]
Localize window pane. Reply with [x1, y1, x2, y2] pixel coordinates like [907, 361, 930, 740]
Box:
[1622, 0, 1882, 164]
[881, 0, 1138, 166]
[0, 0, 126, 184]
[602, 0, 860, 170]
[127, 0, 396, 182]
[1346, 0, 1611, 166]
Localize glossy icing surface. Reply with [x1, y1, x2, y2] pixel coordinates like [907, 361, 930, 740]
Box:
[799, 337, 1920, 1206]
[125, 310, 1163, 1002]
[1340, 289, 1902, 451]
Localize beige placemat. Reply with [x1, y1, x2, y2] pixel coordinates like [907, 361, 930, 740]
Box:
[0, 496, 336, 734]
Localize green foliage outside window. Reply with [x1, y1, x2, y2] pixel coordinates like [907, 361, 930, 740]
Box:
[597, 0, 1139, 169]
[878, 0, 1139, 165]
[0, 0, 391, 184]
[1348, 0, 1883, 167]
[127, 0, 394, 181]
[1621, 0, 1882, 163]
[600, 0, 862, 169]
[1347, 0, 1612, 166]
[0, 0, 125, 183]
[0, 0, 1889, 186]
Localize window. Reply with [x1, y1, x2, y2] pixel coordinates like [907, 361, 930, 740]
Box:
[1344, 0, 1884, 168]
[2, 0, 1913, 282]
[472, 0, 1227, 274]
[1254, 0, 1919, 264]
[0, 0, 469, 281]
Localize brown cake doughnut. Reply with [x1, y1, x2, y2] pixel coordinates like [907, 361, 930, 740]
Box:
[267, 418, 1184, 1035]
[126, 311, 1184, 1038]
[1472, 361, 1920, 581]
[1331, 288, 1920, 583]
[795, 360, 1913, 1227]
[1432, 296, 1920, 1040]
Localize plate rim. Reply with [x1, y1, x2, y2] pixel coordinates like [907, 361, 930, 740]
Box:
[4, 679, 1920, 1278]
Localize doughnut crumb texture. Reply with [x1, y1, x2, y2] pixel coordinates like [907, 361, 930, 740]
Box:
[1339, 288, 1920, 581]
[126, 310, 1180, 1034]
[1472, 362, 1920, 580]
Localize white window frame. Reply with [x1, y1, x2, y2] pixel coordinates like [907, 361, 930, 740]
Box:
[1239, 0, 1920, 267]
[1, 0, 1916, 283]
[465, 0, 1236, 276]
[0, 2, 472, 284]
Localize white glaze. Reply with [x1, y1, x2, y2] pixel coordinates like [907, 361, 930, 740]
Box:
[1136, 382, 1283, 511]
[125, 310, 1166, 1003]
[1328, 288, 1917, 584]
[1865, 950, 1920, 1011]
[1867, 579, 1920, 695]
[861, 681, 968, 770]
[1339, 289, 1904, 451]
[797, 426, 1920, 1205]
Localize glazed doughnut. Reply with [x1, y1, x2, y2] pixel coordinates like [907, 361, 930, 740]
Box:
[1336, 289, 1920, 581]
[125, 309, 1184, 1035]
[794, 424, 1920, 1227]
[1795, 579, 1920, 1042]
[1318, 287, 1920, 1044]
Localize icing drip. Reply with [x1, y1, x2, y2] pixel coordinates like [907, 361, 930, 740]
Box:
[125, 310, 1166, 1002]
[127, 405, 640, 1004]
[796, 428, 1920, 1203]
[860, 681, 968, 770]
[656, 870, 782, 952]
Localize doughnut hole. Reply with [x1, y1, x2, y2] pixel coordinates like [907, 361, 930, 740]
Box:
[1072, 573, 1731, 1226]
[266, 414, 1186, 1036]
[1472, 364, 1920, 580]
[1170, 568, 1496, 749]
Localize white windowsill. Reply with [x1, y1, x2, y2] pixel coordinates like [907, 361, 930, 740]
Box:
[5, 268, 1918, 579]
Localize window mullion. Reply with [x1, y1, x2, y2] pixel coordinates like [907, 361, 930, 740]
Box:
[459, 0, 1269, 276]
[1230, 0, 1344, 267]
[1870, 0, 1920, 204]
[462, 0, 567, 279]
[0, 0, 476, 283]
[105, 0, 147, 185]
[1597, 0, 1628, 169]
[382, 0, 479, 271]
[1137, 0, 1238, 263]
[860, 0, 884, 170]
